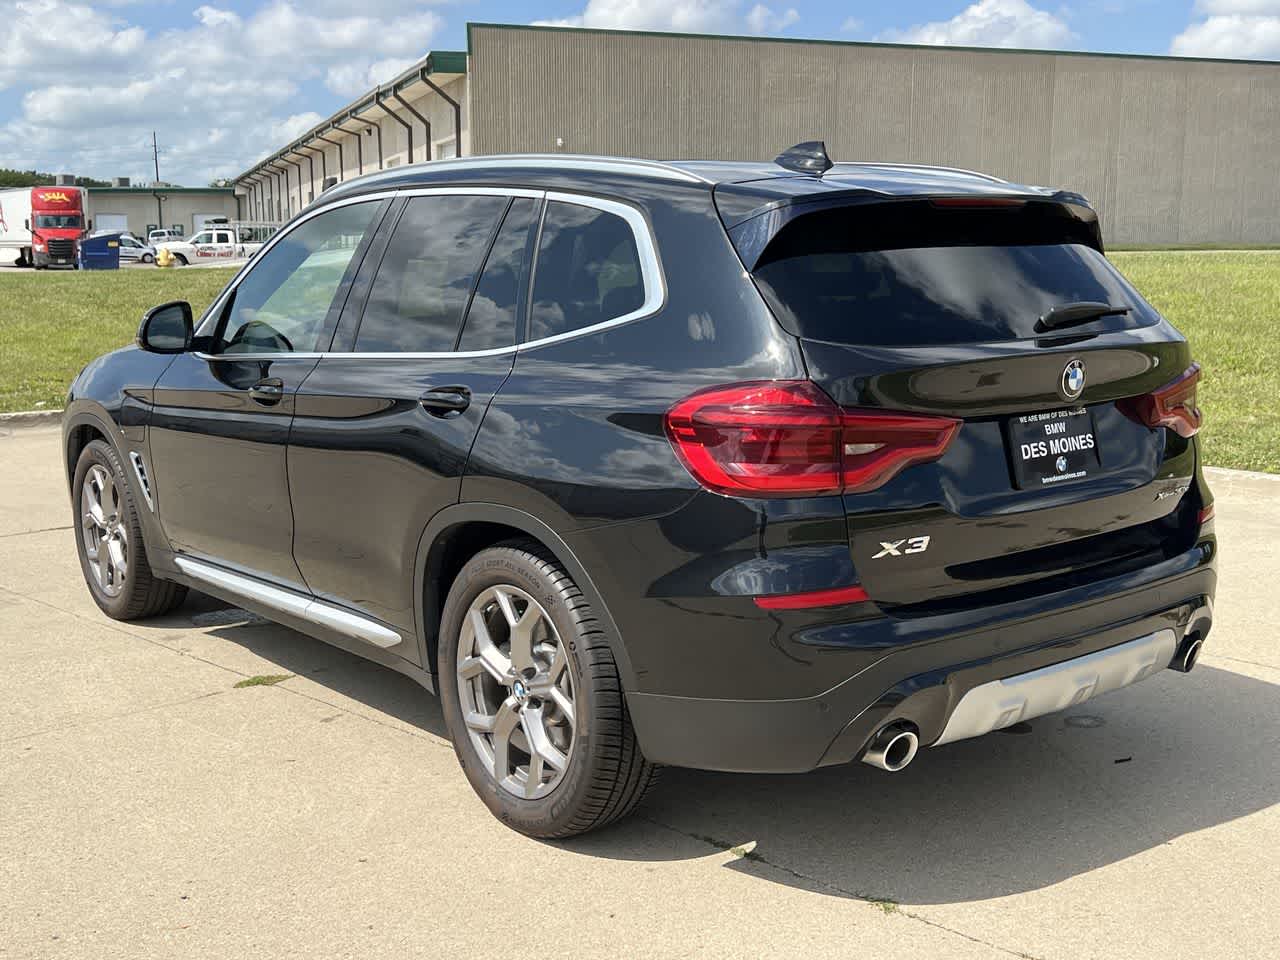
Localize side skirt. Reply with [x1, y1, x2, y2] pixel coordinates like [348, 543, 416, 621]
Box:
[171, 556, 436, 694]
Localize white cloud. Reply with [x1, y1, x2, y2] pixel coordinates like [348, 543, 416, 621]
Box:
[879, 0, 1076, 49]
[0, 0, 145, 90]
[193, 5, 241, 28]
[840, 16, 863, 33]
[1171, 1, 1280, 58]
[325, 57, 418, 98]
[533, 0, 796, 34]
[746, 4, 799, 34]
[0, 1, 445, 184]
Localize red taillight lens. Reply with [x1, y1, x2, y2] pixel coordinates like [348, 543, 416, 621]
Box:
[1198, 503, 1215, 527]
[754, 584, 870, 610]
[664, 380, 960, 497]
[1119, 363, 1202, 438]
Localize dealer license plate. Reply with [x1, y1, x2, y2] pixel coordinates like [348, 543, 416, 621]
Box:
[1008, 408, 1101, 489]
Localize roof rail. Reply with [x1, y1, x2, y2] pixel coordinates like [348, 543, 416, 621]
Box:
[833, 161, 1008, 184]
[403, 153, 714, 185]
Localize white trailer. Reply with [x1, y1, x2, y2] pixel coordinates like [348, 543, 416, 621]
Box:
[0, 187, 35, 264]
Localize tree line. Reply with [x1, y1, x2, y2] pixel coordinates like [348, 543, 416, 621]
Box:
[0, 169, 111, 188]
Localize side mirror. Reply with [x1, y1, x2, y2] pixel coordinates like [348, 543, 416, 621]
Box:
[137, 300, 193, 354]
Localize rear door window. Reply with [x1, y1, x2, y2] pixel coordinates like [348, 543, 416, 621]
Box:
[752, 203, 1158, 347]
[355, 194, 508, 353]
[457, 198, 538, 352]
[528, 200, 645, 342]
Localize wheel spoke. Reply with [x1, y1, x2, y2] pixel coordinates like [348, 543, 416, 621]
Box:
[522, 705, 568, 774]
[466, 609, 512, 682]
[549, 687, 574, 725]
[501, 592, 540, 674]
[489, 698, 521, 779]
[107, 538, 126, 581]
[546, 642, 568, 683]
[464, 710, 495, 733]
[525, 750, 545, 798]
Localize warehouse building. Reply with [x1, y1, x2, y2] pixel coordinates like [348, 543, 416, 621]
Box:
[86, 182, 239, 238]
[234, 22, 1280, 246]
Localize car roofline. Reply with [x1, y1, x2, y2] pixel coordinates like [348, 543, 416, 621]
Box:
[338, 153, 715, 188]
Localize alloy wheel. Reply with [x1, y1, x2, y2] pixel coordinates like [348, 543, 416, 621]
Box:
[81, 464, 128, 596]
[455, 584, 576, 800]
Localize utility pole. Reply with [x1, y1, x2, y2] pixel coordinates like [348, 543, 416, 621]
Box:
[152, 132, 163, 232]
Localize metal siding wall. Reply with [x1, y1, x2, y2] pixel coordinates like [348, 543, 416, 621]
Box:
[469, 27, 1280, 244]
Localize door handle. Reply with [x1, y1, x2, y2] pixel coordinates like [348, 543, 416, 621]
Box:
[419, 386, 471, 416]
[248, 378, 285, 406]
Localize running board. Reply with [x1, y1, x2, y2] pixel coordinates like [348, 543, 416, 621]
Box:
[174, 556, 402, 649]
[933, 628, 1178, 746]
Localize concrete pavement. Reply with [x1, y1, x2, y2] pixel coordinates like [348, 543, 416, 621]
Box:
[2, 423, 1277, 960]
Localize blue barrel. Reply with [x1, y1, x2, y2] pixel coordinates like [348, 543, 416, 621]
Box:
[78, 233, 122, 270]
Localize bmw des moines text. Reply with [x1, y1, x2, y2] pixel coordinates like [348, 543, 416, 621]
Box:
[63, 143, 1216, 838]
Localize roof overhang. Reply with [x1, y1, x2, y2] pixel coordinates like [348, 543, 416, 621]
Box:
[233, 50, 465, 185]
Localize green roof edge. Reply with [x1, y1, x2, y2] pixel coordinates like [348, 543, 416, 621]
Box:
[465, 20, 1280, 69]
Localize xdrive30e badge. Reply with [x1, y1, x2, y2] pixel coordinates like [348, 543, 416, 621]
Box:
[1060, 359, 1086, 401]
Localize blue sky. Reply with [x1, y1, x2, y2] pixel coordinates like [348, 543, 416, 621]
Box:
[1, 1, 1275, 185]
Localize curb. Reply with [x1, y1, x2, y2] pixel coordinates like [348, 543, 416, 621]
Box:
[0, 409, 63, 430]
[1203, 465, 1280, 500]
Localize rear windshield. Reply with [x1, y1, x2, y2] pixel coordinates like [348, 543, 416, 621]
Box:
[752, 203, 1157, 347]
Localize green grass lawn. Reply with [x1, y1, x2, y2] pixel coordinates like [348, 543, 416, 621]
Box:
[1110, 252, 1280, 473]
[0, 254, 1276, 473]
[0, 267, 238, 414]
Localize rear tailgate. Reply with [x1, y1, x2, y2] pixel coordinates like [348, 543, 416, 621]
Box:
[743, 196, 1203, 611]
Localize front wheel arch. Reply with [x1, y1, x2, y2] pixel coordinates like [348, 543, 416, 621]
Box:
[413, 504, 637, 692]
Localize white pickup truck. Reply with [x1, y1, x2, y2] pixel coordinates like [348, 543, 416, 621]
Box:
[154, 222, 274, 265]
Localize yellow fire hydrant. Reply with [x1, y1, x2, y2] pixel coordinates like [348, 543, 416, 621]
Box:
[156, 247, 175, 268]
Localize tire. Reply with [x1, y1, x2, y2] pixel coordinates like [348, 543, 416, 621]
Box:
[438, 541, 659, 838]
[174, 254, 188, 266]
[72, 439, 187, 621]
[141, 253, 154, 264]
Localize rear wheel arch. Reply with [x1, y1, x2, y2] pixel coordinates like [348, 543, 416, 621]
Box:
[414, 505, 635, 688]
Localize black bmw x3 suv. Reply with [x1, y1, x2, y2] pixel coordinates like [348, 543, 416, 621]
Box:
[64, 143, 1216, 838]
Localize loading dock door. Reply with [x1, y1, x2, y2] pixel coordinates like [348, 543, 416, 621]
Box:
[191, 213, 225, 233]
[96, 213, 129, 234]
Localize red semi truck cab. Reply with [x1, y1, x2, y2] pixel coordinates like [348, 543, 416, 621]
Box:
[28, 187, 86, 268]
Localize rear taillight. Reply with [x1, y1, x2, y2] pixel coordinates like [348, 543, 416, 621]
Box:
[1118, 363, 1203, 438]
[664, 380, 960, 497]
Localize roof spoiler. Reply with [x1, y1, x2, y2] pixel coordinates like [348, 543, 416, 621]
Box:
[774, 141, 833, 177]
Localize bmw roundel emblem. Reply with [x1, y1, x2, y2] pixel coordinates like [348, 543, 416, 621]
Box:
[1056, 455, 1069, 473]
[1061, 359, 1086, 401]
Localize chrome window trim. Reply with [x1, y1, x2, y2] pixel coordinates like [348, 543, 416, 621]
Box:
[195, 186, 666, 359]
[517, 190, 667, 353]
[174, 556, 402, 649]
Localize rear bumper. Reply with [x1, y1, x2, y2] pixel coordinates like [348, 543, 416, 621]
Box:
[626, 545, 1216, 773]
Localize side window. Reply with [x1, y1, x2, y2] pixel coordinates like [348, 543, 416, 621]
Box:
[215, 231, 232, 244]
[190, 232, 212, 245]
[458, 198, 537, 352]
[214, 201, 380, 355]
[354, 194, 508, 353]
[529, 200, 645, 342]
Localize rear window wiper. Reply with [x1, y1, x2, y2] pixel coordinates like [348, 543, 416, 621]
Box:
[1036, 300, 1131, 333]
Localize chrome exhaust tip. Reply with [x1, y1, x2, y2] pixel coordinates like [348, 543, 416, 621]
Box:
[861, 724, 919, 772]
[1172, 634, 1203, 673]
